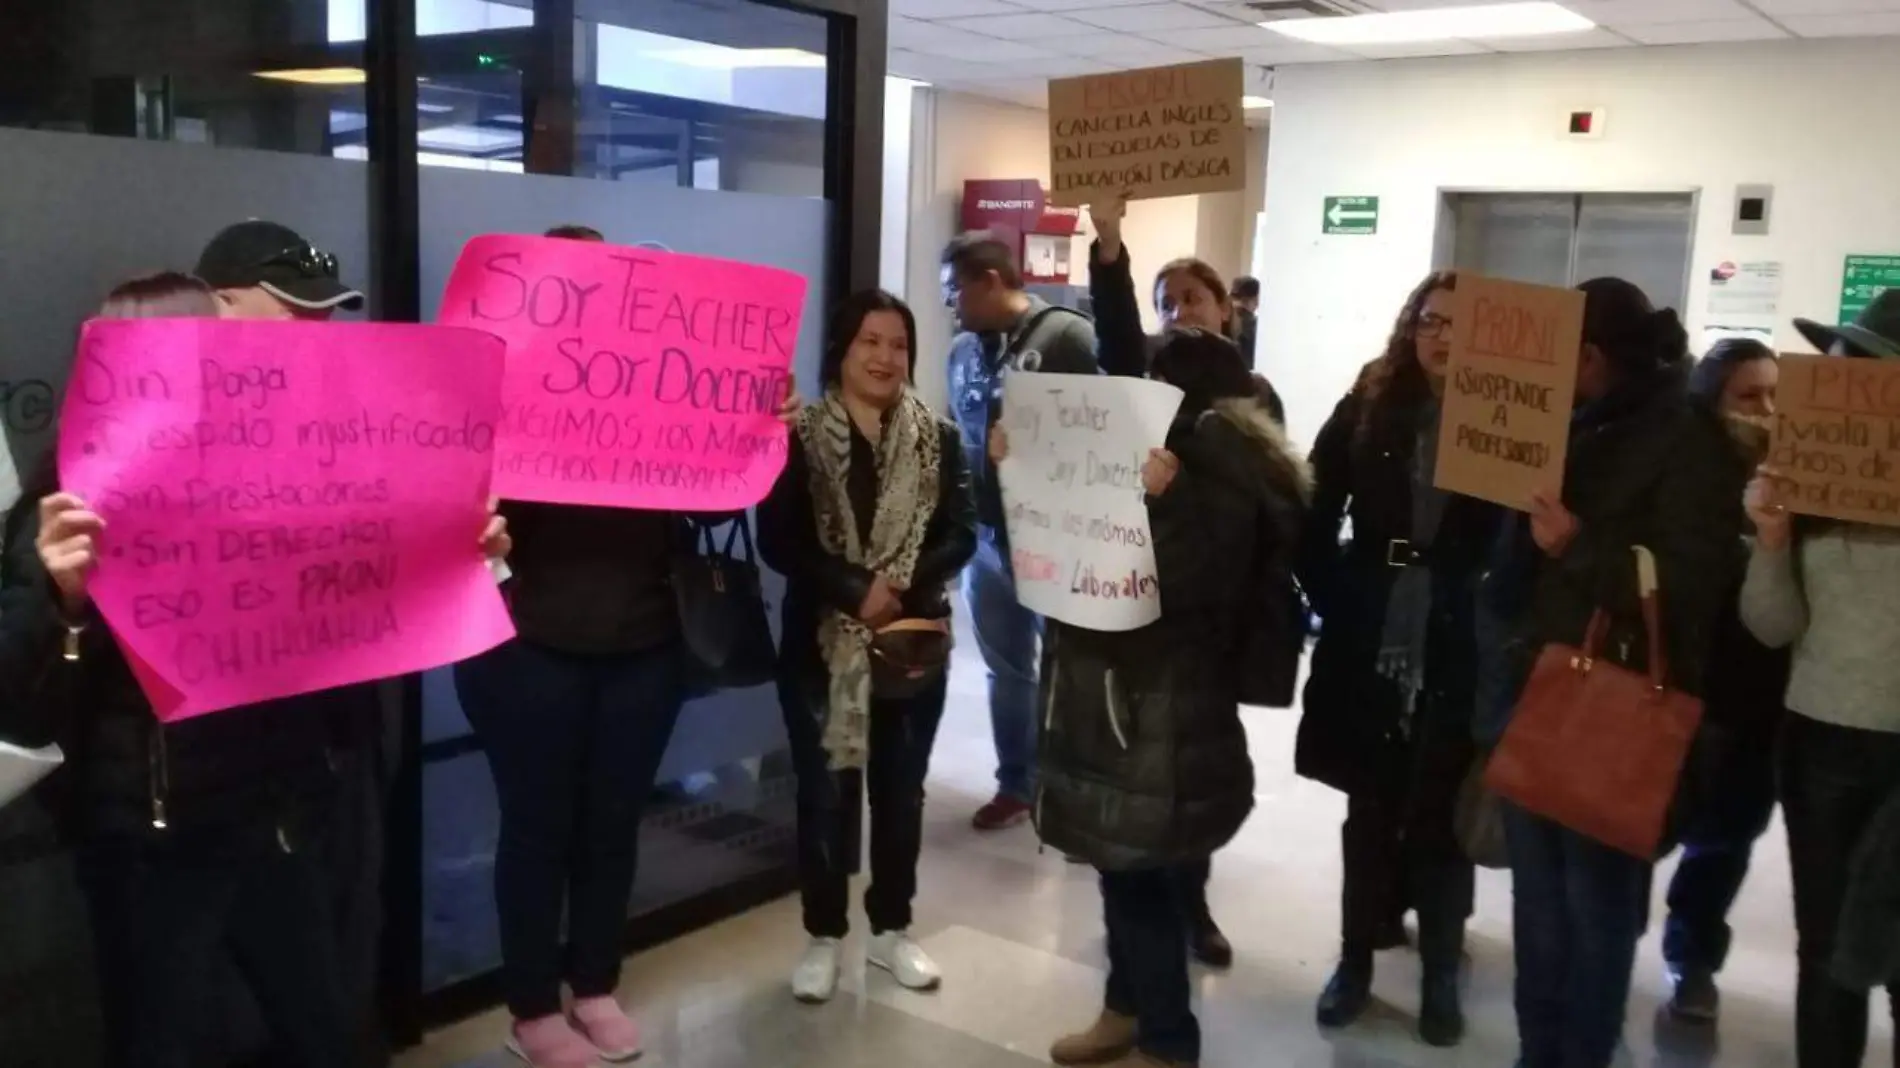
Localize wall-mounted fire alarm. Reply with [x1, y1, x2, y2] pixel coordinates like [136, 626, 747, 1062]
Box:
[1564, 108, 1605, 139]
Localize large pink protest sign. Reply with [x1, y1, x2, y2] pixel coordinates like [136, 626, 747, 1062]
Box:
[438, 235, 807, 510]
[57, 318, 515, 721]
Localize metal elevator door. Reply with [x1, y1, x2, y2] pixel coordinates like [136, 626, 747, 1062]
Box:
[1440, 192, 1696, 311]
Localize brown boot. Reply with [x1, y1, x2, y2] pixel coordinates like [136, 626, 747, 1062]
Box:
[1050, 1010, 1137, 1065]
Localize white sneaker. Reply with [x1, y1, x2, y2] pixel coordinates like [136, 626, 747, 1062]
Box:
[867, 931, 942, 991]
[791, 938, 842, 1003]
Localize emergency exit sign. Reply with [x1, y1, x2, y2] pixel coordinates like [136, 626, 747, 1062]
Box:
[1323, 196, 1379, 235]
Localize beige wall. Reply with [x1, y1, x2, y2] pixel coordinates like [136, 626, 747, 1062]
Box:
[905, 88, 1259, 410]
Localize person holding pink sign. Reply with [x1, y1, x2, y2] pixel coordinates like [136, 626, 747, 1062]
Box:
[0, 272, 512, 1068]
[758, 289, 975, 1004]
[450, 225, 802, 1068]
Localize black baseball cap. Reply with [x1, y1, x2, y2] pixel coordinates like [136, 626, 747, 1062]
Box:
[195, 220, 364, 312]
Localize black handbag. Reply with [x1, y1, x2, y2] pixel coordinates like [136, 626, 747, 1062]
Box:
[870, 618, 953, 699]
[674, 515, 777, 694]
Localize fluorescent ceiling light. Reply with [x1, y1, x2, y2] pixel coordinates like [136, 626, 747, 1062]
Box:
[1242, 96, 1273, 109]
[255, 67, 367, 86]
[651, 47, 826, 70]
[1264, 2, 1592, 45]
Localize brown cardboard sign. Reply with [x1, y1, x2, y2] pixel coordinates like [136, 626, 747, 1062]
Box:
[1433, 275, 1585, 511]
[1768, 354, 1900, 527]
[1047, 58, 1246, 208]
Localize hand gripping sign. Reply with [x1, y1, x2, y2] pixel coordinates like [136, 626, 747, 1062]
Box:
[57, 318, 515, 721]
[439, 235, 809, 511]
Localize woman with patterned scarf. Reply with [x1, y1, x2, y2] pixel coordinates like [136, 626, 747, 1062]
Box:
[758, 289, 976, 1005]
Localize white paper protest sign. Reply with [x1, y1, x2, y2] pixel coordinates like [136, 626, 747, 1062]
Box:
[997, 372, 1184, 631]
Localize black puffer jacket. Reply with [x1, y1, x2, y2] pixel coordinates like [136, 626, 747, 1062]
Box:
[0, 503, 355, 841]
[1296, 389, 1502, 796]
[1035, 400, 1308, 870]
[1474, 365, 1746, 744]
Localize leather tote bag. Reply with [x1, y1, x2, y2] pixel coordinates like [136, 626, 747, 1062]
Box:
[1484, 547, 1704, 859]
[674, 515, 777, 694]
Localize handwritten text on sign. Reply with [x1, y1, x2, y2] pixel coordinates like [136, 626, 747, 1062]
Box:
[1769, 355, 1900, 527]
[1434, 276, 1585, 512]
[439, 235, 806, 511]
[57, 319, 514, 721]
[1047, 58, 1246, 208]
[997, 373, 1183, 631]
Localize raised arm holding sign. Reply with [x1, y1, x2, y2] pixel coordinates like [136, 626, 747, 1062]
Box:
[56, 318, 515, 720]
[1433, 275, 1586, 511]
[995, 371, 1183, 630]
[439, 235, 807, 511]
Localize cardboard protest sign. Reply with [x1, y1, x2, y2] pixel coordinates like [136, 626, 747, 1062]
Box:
[1433, 276, 1585, 511]
[57, 318, 515, 721]
[439, 235, 805, 511]
[996, 372, 1183, 631]
[1047, 58, 1246, 208]
[1768, 354, 1900, 526]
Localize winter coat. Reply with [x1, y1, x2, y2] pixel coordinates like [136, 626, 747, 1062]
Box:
[1035, 399, 1309, 870]
[1087, 241, 1286, 424]
[757, 417, 977, 702]
[0, 502, 358, 842]
[1295, 389, 1502, 797]
[1473, 364, 1747, 745]
[946, 296, 1098, 538]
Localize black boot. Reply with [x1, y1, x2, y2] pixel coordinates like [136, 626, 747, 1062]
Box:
[1418, 967, 1464, 1047]
[1315, 953, 1373, 1028]
[1189, 913, 1234, 969]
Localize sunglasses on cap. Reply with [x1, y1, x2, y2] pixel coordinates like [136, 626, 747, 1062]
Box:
[256, 243, 341, 279]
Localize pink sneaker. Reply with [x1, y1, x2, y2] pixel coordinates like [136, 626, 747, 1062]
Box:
[570, 996, 643, 1062]
[506, 1013, 599, 1068]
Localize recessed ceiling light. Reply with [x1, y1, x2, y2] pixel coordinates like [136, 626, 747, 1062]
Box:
[255, 67, 367, 85]
[1242, 96, 1273, 109]
[1263, 2, 1592, 45]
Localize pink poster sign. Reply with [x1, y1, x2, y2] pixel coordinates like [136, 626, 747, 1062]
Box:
[438, 235, 806, 511]
[57, 318, 516, 721]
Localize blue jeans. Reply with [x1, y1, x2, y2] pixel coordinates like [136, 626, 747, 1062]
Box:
[1101, 865, 1199, 1064]
[1505, 805, 1654, 1068]
[963, 531, 1042, 802]
[1662, 730, 1778, 975]
[455, 638, 686, 1019]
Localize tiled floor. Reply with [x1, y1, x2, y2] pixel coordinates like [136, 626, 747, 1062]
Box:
[399, 639, 1891, 1068]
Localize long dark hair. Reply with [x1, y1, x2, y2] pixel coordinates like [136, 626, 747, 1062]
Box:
[1688, 337, 1775, 406]
[1357, 269, 1456, 437]
[1149, 328, 1254, 417]
[1577, 276, 1689, 382]
[820, 288, 917, 389]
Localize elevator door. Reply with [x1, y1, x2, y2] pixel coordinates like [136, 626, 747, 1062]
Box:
[1441, 192, 1695, 311]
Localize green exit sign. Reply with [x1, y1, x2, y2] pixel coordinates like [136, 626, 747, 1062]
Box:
[1323, 195, 1379, 235]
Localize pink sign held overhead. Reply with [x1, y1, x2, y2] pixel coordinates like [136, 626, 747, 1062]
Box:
[57, 318, 516, 722]
[438, 235, 807, 511]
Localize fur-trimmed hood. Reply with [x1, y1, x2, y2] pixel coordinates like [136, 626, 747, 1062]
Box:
[1200, 396, 1314, 508]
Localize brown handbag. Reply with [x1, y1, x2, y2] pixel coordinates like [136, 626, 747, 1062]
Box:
[869, 618, 953, 699]
[1483, 547, 1704, 859]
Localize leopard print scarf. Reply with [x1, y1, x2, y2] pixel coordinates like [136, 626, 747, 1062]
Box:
[796, 389, 942, 769]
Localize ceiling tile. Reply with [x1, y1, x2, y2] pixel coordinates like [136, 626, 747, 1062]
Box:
[1235, 43, 1360, 63]
[952, 79, 1053, 108]
[892, 18, 1060, 58]
[888, 0, 1024, 18]
[1748, 0, 1900, 14]
[1067, 3, 1246, 32]
[1478, 26, 1635, 50]
[1334, 38, 1494, 58]
[1003, 0, 1166, 9]
[1621, 16, 1789, 42]
[934, 11, 1096, 38]
[1047, 31, 1203, 56]
[1783, 11, 1900, 33]
[1011, 55, 1121, 76]
[1565, 0, 1755, 24]
[1091, 46, 1227, 68]
[1148, 23, 1319, 52]
[886, 49, 994, 81]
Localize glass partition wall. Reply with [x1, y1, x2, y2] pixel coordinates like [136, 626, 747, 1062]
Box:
[0, 0, 886, 1059]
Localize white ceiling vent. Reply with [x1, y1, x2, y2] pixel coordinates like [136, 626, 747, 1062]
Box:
[1198, 0, 1375, 24]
